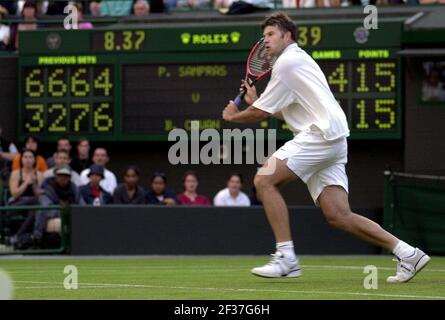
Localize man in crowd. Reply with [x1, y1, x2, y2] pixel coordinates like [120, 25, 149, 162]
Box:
[80, 147, 117, 194]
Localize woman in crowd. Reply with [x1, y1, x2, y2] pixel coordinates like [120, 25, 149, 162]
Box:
[8, 148, 42, 206]
[8, 148, 43, 247]
[177, 171, 210, 206]
[113, 165, 146, 204]
[145, 172, 179, 205]
[12, 135, 48, 173]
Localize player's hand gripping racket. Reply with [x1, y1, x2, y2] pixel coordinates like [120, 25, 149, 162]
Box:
[234, 37, 276, 107]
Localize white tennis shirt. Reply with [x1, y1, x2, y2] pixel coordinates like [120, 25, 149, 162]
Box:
[253, 43, 350, 141]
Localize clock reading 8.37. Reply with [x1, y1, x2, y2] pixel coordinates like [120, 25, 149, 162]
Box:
[92, 30, 147, 51]
[22, 65, 115, 135]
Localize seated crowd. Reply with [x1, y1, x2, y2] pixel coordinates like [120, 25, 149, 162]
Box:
[1, 135, 253, 207]
[0, 133, 258, 249]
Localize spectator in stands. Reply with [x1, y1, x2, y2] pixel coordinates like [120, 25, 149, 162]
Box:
[33, 164, 82, 243]
[0, 127, 18, 205]
[216, 0, 271, 14]
[79, 164, 113, 205]
[7, 148, 43, 249]
[99, 0, 133, 16]
[0, 5, 10, 50]
[281, 0, 342, 7]
[80, 147, 117, 194]
[419, 0, 444, 4]
[70, 138, 92, 174]
[133, 0, 150, 16]
[8, 148, 42, 206]
[177, 0, 211, 9]
[163, 0, 176, 11]
[145, 172, 179, 205]
[0, 127, 18, 198]
[46, 136, 72, 168]
[43, 149, 81, 186]
[113, 165, 146, 204]
[422, 67, 445, 102]
[213, 173, 250, 206]
[177, 170, 210, 206]
[12, 135, 48, 173]
[16, 0, 46, 15]
[89, 0, 101, 16]
[0, 126, 18, 163]
[13, 0, 39, 50]
[73, 1, 93, 29]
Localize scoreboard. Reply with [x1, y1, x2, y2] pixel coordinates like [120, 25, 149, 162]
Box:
[18, 21, 402, 141]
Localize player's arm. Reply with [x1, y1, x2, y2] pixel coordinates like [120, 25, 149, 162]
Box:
[223, 79, 270, 123]
[223, 103, 270, 123]
[272, 111, 284, 120]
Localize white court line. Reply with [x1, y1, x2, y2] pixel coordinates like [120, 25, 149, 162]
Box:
[13, 280, 445, 300]
[4, 264, 445, 272]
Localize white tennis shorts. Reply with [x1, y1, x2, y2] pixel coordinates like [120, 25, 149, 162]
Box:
[272, 128, 348, 206]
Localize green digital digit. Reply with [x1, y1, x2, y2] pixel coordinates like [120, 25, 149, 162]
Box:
[94, 67, 113, 96]
[123, 31, 133, 50]
[356, 63, 369, 93]
[104, 31, 115, 51]
[71, 68, 90, 97]
[375, 62, 396, 92]
[24, 104, 44, 132]
[93, 103, 113, 132]
[356, 100, 369, 129]
[297, 26, 308, 47]
[375, 99, 396, 129]
[328, 63, 348, 93]
[310, 27, 321, 46]
[25, 69, 44, 98]
[135, 31, 146, 49]
[48, 104, 67, 132]
[71, 103, 90, 132]
[48, 68, 67, 97]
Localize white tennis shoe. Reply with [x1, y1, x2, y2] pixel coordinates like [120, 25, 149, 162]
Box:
[387, 248, 431, 283]
[251, 251, 302, 278]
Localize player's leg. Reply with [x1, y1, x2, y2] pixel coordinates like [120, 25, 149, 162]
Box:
[251, 156, 302, 278]
[318, 185, 431, 283]
[318, 185, 398, 250]
[254, 156, 297, 243]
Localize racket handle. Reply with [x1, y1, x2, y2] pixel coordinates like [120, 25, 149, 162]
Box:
[234, 91, 245, 107]
[233, 78, 259, 107]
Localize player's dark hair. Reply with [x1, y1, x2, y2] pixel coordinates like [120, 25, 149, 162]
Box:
[123, 165, 140, 177]
[261, 12, 297, 42]
[228, 173, 243, 184]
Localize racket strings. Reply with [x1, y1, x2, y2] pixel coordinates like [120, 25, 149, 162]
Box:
[248, 42, 275, 76]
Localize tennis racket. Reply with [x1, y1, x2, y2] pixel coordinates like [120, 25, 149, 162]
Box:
[233, 37, 276, 107]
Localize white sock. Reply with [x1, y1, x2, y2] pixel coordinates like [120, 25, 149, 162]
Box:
[392, 240, 415, 259]
[276, 241, 296, 260]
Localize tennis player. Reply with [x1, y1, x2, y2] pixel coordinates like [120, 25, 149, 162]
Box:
[222, 12, 430, 282]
